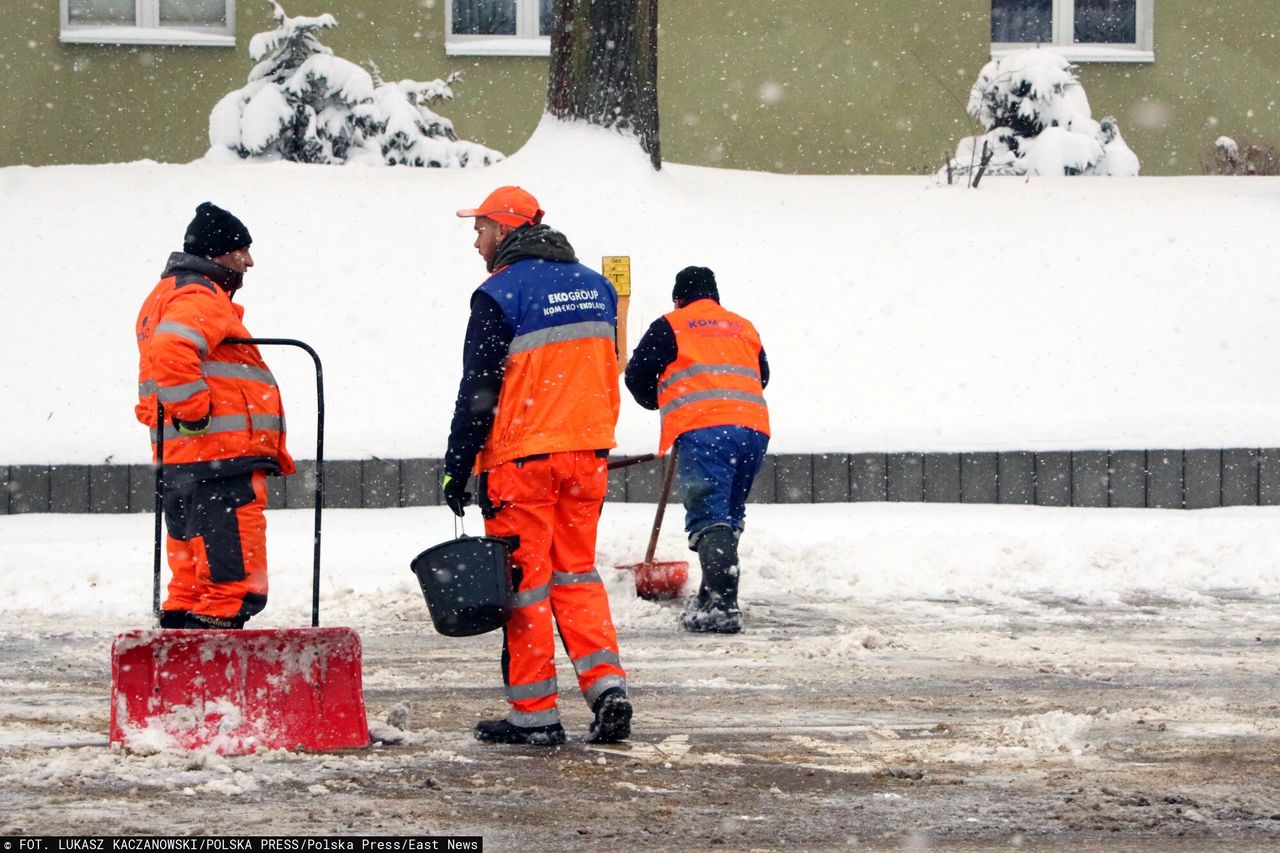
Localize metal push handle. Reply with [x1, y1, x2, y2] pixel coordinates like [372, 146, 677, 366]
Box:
[153, 338, 326, 628]
[606, 453, 656, 471]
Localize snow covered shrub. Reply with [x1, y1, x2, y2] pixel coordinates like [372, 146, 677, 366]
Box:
[940, 49, 1139, 182]
[1207, 137, 1280, 176]
[205, 1, 501, 167]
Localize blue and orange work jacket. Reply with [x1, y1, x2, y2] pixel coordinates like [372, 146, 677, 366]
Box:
[474, 259, 620, 472]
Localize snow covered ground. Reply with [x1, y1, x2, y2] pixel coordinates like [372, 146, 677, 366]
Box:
[1, 503, 1278, 847]
[2, 120, 1278, 847]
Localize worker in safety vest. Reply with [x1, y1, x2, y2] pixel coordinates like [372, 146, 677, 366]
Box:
[624, 266, 770, 634]
[134, 202, 294, 630]
[445, 186, 631, 746]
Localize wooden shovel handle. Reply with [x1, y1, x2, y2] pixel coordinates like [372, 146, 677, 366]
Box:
[644, 448, 678, 565]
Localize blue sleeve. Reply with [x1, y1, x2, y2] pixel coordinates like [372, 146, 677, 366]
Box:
[623, 317, 676, 411]
[445, 291, 511, 481]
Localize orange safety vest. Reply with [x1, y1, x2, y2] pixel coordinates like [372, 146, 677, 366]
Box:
[135, 259, 295, 475]
[657, 299, 770, 455]
[474, 260, 620, 472]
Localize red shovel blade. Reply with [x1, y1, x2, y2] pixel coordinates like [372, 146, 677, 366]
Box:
[618, 560, 689, 600]
[109, 627, 369, 755]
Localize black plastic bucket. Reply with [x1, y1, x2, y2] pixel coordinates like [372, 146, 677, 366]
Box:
[410, 536, 514, 637]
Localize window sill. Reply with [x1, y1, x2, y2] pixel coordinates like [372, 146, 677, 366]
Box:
[445, 36, 550, 57]
[59, 26, 235, 47]
[991, 44, 1154, 64]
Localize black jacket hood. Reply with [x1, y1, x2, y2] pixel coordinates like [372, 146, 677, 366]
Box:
[163, 251, 244, 296]
[489, 224, 577, 272]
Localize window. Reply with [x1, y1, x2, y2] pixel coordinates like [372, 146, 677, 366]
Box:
[991, 0, 1153, 62]
[445, 0, 554, 56]
[60, 0, 235, 46]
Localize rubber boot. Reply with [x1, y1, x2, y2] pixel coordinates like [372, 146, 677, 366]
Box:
[474, 718, 566, 746]
[183, 613, 246, 630]
[588, 687, 633, 743]
[680, 526, 742, 634]
[158, 610, 190, 629]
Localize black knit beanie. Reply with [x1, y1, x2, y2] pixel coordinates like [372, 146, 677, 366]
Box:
[672, 266, 719, 306]
[183, 202, 252, 259]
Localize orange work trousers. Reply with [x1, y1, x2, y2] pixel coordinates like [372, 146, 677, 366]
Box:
[162, 469, 269, 625]
[481, 450, 626, 728]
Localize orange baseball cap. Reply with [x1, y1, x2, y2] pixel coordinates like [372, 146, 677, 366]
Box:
[456, 186, 544, 228]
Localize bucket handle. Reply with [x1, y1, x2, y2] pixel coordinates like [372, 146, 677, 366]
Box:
[153, 337, 326, 628]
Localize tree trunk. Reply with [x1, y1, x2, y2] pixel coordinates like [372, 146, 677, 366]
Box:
[547, 0, 660, 170]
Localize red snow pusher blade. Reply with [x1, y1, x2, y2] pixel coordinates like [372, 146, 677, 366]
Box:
[621, 559, 690, 600]
[110, 627, 369, 755]
[616, 450, 689, 600]
[119, 339, 368, 755]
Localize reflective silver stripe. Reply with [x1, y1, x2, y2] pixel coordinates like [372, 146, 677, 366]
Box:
[584, 674, 626, 707]
[508, 708, 560, 727]
[511, 583, 551, 609]
[141, 361, 276, 401]
[149, 413, 283, 442]
[508, 321, 614, 357]
[250, 414, 285, 432]
[573, 649, 621, 675]
[203, 362, 278, 386]
[157, 379, 208, 404]
[659, 363, 761, 394]
[505, 677, 557, 702]
[660, 388, 767, 418]
[154, 321, 208, 356]
[552, 569, 602, 586]
[149, 414, 245, 442]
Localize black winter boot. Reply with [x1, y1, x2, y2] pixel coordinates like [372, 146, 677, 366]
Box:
[158, 610, 190, 629]
[588, 687, 632, 743]
[679, 526, 742, 634]
[183, 613, 246, 630]
[474, 718, 566, 746]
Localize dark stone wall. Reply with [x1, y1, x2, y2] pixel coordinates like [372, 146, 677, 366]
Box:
[4, 450, 1277, 513]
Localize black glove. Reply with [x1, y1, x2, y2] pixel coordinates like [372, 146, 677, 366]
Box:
[442, 474, 472, 517]
[173, 412, 212, 435]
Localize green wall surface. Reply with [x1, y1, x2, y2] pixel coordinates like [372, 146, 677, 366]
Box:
[1077, 5, 1280, 174]
[657, 0, 1280, 175]
[0, 0, 545, 166]
[2, 1, 1277, 174]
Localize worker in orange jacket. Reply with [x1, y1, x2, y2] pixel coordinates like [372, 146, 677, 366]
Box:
[135, 202, 294, 629]
[445, 186, 631, 746]
[625, 267, 770, 633]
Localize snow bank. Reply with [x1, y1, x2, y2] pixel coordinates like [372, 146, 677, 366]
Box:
[2, 503, 1277, 629]
[1, 119, 1278, 466]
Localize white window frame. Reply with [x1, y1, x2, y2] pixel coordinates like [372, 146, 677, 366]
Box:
[444, 0, 550, 57]
[59, 0, 236, 47]
[992, 0, 1154, 63]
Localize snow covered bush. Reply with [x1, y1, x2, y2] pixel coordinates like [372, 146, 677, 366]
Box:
[205, 1, 501, 167]
[1207, 137, 1280, 176]
[940, 49, 1139, 182]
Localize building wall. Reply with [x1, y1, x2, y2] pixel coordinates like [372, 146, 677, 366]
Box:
[0, 1, 546, 167]
[1, 2, 1277, 173]
[659, 1, 1280, 176]
[1080, 6, 1280, 174]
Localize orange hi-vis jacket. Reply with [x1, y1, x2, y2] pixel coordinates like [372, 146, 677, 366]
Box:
[135, 253, 295, 476]
[474, 258, 620, 473]
[657, 299, 770, 455]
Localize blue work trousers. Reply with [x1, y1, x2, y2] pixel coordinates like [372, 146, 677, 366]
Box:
[674, 425, 770, 547]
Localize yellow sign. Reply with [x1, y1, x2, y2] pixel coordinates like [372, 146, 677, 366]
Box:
[602, 256, 631, 297]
